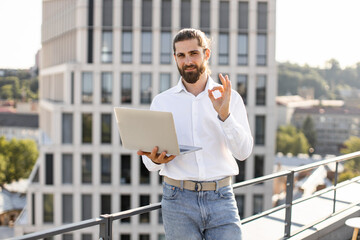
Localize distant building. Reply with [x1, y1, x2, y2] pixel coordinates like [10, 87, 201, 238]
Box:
[292, 106, 360, 155]
[0, 112, 39, 144]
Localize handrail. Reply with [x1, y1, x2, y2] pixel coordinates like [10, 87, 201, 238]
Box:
[13, 151, 360, 240]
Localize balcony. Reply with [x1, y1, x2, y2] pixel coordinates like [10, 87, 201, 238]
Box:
[12, 151, 360, 240]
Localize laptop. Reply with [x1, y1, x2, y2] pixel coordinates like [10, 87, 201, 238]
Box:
[114, 107, 202, 156]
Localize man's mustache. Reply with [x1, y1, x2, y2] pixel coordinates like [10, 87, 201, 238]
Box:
[183, 64, 197, 70]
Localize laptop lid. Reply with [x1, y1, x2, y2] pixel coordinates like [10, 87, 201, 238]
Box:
[114, 107, 201, 156]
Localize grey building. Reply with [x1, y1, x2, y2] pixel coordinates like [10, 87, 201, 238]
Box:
[15, 0, 277, 239]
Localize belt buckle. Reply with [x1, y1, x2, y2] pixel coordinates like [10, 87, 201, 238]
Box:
[194, 182, 202, 192]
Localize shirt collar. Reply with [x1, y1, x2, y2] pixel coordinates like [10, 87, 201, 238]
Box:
[173, 76, 218, 94]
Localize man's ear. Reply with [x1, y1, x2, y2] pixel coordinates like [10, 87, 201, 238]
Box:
[204, 48, 211, 61]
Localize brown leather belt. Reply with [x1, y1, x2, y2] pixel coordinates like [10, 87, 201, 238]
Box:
[164, 176, 231, 192]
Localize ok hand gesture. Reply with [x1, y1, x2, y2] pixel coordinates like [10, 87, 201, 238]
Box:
[208, 74, 231, 121]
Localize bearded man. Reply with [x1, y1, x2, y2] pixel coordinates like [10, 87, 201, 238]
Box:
[138, 28, 253, 240]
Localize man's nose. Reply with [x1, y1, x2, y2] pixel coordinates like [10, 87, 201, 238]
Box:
[184, 55, 192, 65]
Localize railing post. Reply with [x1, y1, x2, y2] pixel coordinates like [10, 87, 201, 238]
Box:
[99, 214, 113, 240]
[333, 162, 339, 213]
[284, 171, 294, 239]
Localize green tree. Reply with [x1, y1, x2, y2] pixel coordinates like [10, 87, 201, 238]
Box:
[338, 136, 360, 182]
[0, 136, 38, 186]
[276, 125, 310, 155]
[1, 84, 13, 99]
[301, 116, 317, 149]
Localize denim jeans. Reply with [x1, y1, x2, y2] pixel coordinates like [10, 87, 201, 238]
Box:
[161, 181, 243, 240]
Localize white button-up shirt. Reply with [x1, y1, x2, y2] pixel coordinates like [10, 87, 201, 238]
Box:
[142, 77, 253, 181]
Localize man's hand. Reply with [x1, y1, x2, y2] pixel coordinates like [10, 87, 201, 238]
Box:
[137, 146, 176, 164]
[208, 73, 231, 121]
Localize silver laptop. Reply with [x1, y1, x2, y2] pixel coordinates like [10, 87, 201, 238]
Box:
[114, 107, 202, 155]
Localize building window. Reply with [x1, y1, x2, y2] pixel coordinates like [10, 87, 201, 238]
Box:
[181, 0, 191, 28]
[82, 113, 92, 144]
[82, 154, 92, 184]
[101, 114, 112, 144]
[62, 154, 73, 184]
[82, 234, 92, 240]
[235, 194, 245, 218]
[122, 0, 132, 28]
[257, 2, 268, 31]
[102, 0, 113, 27]
[200, 0, 210, 32]
[121, 73, 132, 103]
[122, 31, 132, 63]
[257, 34, 267, 66]
[101, 195, 111, 214]
[62, 234, 73, 240]
[237, 34, 248, 65]
[120, 154, 131, 184]
[160, 73, 171, 92]
[235, 159, 245, 183]
[161, 0, 172, 29]
[253, 194, 264, 215]
[82, 194, 92, 220]
[140, 235, 150, 240]
[238, 2, 248, 30]
[140, 157, 150, 184]
[139, 195, 150, 223]
[256, 75, 266, 105]
[82, 72, 93, 104]
[237, 74, 247, 105]
[254, 155, 264, 178]
[71, 72, 74, 104]
[120, 234, 131, 240]
[120, 195, 131, 223]
[101, 154, 112, 184]
[255, 115, 266, 145]
[141, 32, 152, 63]
[219, 1, 229, 29]
[101, 31, 113, 63]
[142, 0, 152, 28]
[101, 72, 112, 103]
[160, 32, 172, 64]
[87, 0, 94, 63]
[218, 33, 229, 65]
[43, 194, 54, 223]
[45, 154, 53, 185]
[62, 194, 73, 223]
[32, 193, 35, 225]
[140, 73, 152, 104]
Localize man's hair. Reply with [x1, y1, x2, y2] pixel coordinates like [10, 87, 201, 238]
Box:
[172, 28, 212, 54]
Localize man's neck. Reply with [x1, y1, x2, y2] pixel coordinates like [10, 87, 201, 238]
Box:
[182, 73, 208, 96]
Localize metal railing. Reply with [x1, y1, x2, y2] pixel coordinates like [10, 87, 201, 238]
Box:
[13, 151, 360, 240]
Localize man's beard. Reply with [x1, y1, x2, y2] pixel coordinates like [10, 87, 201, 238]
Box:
[177, 61, 206, 84]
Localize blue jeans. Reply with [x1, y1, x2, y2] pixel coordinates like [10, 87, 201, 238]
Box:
[161, 181, 243, 240]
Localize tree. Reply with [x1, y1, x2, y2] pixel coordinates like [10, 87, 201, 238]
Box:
[0, 136, 39, 186]
[301, 116, 317, 149]
[1, 84, 13, 99]
[338, 136, 360, 182]
[276, 125, 310, 155]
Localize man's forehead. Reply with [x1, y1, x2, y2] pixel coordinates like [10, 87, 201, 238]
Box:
[174, 39, 202, 53]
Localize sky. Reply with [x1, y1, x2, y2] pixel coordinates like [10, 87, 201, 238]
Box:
[0, 0, 360, 69]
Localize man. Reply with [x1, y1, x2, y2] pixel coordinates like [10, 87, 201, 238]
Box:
[137, 28, 253, 240]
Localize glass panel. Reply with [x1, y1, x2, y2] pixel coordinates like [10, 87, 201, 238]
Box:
[82, 154, 92, 184]
[181, 0, 191, 28]
[219, 1, 229, 29]
[238, 2, 248, 30]
[255, 116, 265, 145]
[253, 194, 264, 214]
[45, 154, 53, 185]
[237, 34, 248, 65]
[101, 114, 112, 144]
[256, 75, 266, 105]
[160, 32, 172, 64]
[139, 195, 150, 223]
[254, 155, 264, 178]
[235, 195, 245, 217]
[101, 72, 112, 103]
[101, 195, 111, 214]
[235, 159, 245, 182]
[101, 154, 112, 184]
[62, 113, 73, 144]
[159, 73, 171, 92]
[82, 113, 92, 143]
[140, 157, 150, 184]
[237, 74, 247, 105]
[257, 2, 267, 30]
[142, 0, 152, 28]
[141, 32, 152, 63]
[200, 0, 210, 32]
[82, 195, 92, 220]
[218, 33, 229, 65]
[121, 73, 132, 103]
[102, 0, 113, 26]
[257, 34, 267, 66]
[82, 72, 93, 103]
[62, 194, 73, 223]
[140, 73, 152, 104]
[161, 0, 172, 29]
[120, 195, 131, 223]
[62, 154, 73, 184]
[101, 31, 113, 63]
[122, 0, 133, 27]
[122, 31, 133, 63]
[43, 194, 54, 223]
[120, 154, 131, 184]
